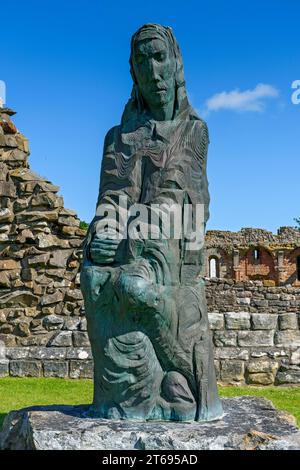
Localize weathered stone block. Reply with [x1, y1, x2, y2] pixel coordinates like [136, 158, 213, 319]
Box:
[15, 321, 30, 337]
[17, 335, 50, 347]
[42, 315, 64, 331]
[0, 181, 17, 197]
[247, 373, 275, 385]
[2, 397, 300, 450]
[0, 334, 16, 347]
[15, 211, 59, 225]
[268, 349, 289, 359]
[48, 250, 72, 268]
[0, 134, 18, 147]
[224, 312, 250, 330]
[278, 314, 298, 330]
[274, 331, 300, 348]
[30, 193, 63, 209]
[250, 350, 267, 358]
[291, 349, 300, 365]
[266, 293, 280, 300]
[10, 360, 42, 377]
[15, 134, 29, 152]
[27, 254, 50, 268]
[43, 361, 68, 378]
[63, 317, 80, 331]
[214, 347, 249, 361]
[247, 359, 278, 374]
[58, 216, 80, 227]
[0, 291, 39, 308]
[23, 307, 38, 318]
[48, 331, 72, 347]
[65, 289, 83, 302]
[66, 348, 92, 360]
[14, 199, 29, 211]
[0, 324, 13, 334]
[252, 299, 268, 308]
[0, 208, 13, 223]
[5, 347, 29, 359]
[251, 314, 278, 330]
[236, 297, 251, 305]
[0, 360, 9, 377]
[208, 312, 224, 330]
[30, 347, 67, 360]
[40, 291, 64, 306]
[220, 360, 245, 383]
[214, 331, 237, 347]
[35, 234, 69, 249]
[276, 368, 300, 385]
[0, 272, 11, 288]
[0, 260, 20, 270]
[69, 360, 93, 379]
[79, 318, 87, 331]
[72, 331, 90, 347]
[238, 330, 274, 347]
[269, 300, 290, 308]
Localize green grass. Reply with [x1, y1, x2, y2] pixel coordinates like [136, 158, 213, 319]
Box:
[219, 385, 300, 426]
[0, 377, 93, 430]
[0, 378, 299, 430]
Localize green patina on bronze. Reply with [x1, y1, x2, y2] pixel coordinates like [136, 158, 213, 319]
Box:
[80, 24, 223, 422]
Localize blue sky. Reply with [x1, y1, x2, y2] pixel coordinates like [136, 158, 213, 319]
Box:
[1, 0, 299, 233]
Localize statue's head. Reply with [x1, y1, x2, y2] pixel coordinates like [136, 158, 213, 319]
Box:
[125, 24, 186, 122]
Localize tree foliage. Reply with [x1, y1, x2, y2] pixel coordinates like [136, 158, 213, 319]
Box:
[79, 220, 89, 231]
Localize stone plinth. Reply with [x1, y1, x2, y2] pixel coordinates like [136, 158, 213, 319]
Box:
[1, 397, 300, 450]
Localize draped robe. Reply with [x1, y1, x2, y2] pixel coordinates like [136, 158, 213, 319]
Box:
[81, 99, 223, 422]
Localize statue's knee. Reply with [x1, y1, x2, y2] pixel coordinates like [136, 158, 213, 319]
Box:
[161, 371, 195, 404]
[115, 272, 157, 307]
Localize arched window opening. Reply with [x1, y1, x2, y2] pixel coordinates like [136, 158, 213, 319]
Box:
[253, 249, 260, 262]
[297, 256, 300, 281]
[209, 257, 219, 278]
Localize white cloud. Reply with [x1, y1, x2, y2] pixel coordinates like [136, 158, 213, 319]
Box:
[205, 83, 279, 114]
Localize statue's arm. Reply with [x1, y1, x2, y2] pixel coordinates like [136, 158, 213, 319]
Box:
[83, 126, 128, 264]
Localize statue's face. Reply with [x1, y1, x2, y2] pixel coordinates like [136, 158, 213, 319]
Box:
[132, 37, 176, 112]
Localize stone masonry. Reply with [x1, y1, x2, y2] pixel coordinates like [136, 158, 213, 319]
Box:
[0, 109, 299, 386]
[0, 108, 89, 379]
[206, 227, 300, 285]
[206, 279, 300, 385]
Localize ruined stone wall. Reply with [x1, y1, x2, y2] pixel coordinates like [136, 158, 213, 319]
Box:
[0, 108, 87, 377]
[206, 227, 300, 286]
[0, 110, 299, 385]
[206, 279, 300, 385]
[1, 278, 299, 386]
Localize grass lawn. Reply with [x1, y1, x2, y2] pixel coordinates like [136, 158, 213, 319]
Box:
[0, 378, 299, 430]
[219, 385, 300, 427]
[0, 377, 93, 430]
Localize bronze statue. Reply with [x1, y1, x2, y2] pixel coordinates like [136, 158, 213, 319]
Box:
[81, 24, 223, 422]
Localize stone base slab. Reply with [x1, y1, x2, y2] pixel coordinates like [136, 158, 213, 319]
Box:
[1, 397, 300, 450]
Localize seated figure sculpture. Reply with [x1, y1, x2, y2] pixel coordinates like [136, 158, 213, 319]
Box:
[81, 23, 223, 422]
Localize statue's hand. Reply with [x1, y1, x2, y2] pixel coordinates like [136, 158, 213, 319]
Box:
[89, 232, 120, 265]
